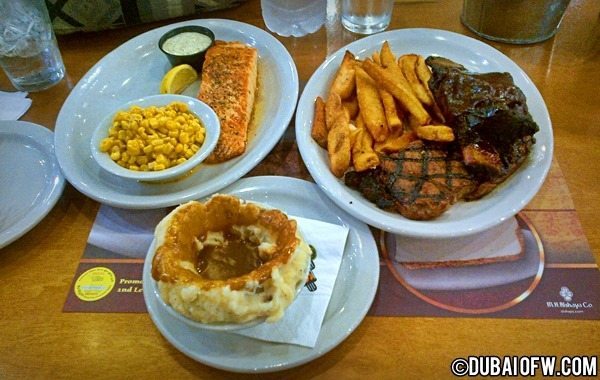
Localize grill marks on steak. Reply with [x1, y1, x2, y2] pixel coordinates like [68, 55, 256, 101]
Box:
[345, 141, 477, 220]
[344, 56, 539, 220]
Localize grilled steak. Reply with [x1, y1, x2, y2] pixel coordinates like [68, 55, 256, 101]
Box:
[426, 56, 538, 185]
[343, 56, 540, 220]
[345, 141, 477, 220]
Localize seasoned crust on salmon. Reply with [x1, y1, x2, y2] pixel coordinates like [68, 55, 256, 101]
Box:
[198, 41, 258, 163]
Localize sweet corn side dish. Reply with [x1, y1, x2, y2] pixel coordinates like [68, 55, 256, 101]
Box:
[99, 102, 206, 171]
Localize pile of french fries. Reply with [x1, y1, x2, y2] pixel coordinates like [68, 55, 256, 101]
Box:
[311, 41, 454, 178]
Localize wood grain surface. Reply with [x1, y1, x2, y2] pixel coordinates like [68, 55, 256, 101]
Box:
[0, 0, 598, 378]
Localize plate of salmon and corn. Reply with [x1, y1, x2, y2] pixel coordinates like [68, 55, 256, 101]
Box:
[296, 28, 553, 239]
[54, 19, 299, 209]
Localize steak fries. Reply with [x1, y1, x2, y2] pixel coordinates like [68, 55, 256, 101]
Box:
[312, 42, 539, 220]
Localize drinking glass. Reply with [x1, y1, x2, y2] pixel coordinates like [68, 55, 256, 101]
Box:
[0, 0, 65, 91]
[461, 0, 571, 44]
[341, 0, 394, 35]
[261, 0, 326, 37]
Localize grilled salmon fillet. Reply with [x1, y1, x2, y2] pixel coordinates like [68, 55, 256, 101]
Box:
[198, 41, 258, 163]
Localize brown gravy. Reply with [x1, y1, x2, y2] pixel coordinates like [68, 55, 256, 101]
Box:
[196, 230, 264, 280]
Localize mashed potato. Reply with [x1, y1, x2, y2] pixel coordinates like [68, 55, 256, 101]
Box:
[151, 195, 311, 324]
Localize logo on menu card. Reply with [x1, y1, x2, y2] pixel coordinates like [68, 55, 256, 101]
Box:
[545, 286, 593, 314]
[559, 286, 573, 301]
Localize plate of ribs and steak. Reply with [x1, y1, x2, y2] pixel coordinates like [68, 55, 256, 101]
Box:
[296, 28, 553, 239]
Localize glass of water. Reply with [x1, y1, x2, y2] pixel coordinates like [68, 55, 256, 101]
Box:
[341, 0, 394, 35]
[261, 0, 327, 37]
[0, 0, 65, 92]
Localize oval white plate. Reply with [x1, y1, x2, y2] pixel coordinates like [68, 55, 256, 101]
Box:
[143, 176, 379, 373]
[90, 94, 220, 182]
[295, 28, 553, 239]
[0, 121, 65, 248]
[55, 19, 298, 209]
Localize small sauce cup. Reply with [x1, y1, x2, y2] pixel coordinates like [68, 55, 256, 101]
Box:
[158, 26, 215, 70]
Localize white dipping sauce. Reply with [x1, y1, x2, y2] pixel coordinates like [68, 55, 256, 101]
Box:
[162, 32, 212, 55]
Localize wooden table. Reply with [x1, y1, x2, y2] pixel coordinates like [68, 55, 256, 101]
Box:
[1, 0, 598, 378]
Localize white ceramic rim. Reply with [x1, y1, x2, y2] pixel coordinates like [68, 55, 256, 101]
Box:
[90, 94, 220, 182]
[54, 19, 299, 209]
[0, 121, 65, 248]
[295, 28, 553, 239]
[142, 176, 380, 372]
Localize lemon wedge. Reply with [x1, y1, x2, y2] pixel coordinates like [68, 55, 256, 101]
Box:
[160, 64, 198, 94]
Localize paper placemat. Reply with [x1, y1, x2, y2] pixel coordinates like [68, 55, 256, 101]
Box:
[64, 161, 600, 320]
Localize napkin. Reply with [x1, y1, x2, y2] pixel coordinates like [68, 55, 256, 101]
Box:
[0, 91, 32, 120]
[234, 216, 349, 348]
[394, 217, 522, 266]
[88, 206, 168, 258]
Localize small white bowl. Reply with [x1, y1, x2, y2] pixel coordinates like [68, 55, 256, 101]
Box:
[146, 238, 268, 332]
[145, 219, 312, 332]
[152, 255, 310, 332]
[90, 94, 220, 182]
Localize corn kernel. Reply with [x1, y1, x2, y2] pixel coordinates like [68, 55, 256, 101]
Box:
[100, 102, 206, 172]
[99, 138, 113, 152]
[127, 140, 141, 156]
[155, 154, 167, 164]
[162, 143, 174, 155]
[165, 120, 177, 130]
[179, 132, 190, 144]
[158, 117, 168, 128]
[130, 106, 143, 114]
[136, 155, 148, 165]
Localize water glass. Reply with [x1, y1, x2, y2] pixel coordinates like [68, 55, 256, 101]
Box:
[0, 0, 65, 92]
[341, 0, 394, 35]
[461, 0, 571, 44]
[261, 0, 327, 37]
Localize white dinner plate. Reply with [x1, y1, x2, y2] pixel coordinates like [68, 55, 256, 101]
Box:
[0, 121, 65, 248]
[54, 19, 299, 209]
[295, 28, 553, 239]
[142, 176, 379, 373]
